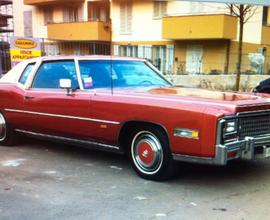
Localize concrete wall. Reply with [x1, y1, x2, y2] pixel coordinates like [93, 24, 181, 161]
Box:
[170, 74, 270, 91]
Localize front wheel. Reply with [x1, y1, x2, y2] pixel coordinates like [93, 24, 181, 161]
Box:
[129, 127, 175, 181]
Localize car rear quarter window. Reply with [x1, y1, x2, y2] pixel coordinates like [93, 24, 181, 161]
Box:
[32, 60, 79, 89]
[18, 63, 35, 85]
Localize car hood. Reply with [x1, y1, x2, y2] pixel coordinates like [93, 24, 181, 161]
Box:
[115, 86, 270, 116]
[147, 87, 260, 101]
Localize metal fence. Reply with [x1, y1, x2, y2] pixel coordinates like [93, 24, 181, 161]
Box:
[41, 39, 111, 56]
[0, 39, 111, 75]
[2, 38, 270, 77]
[173, 53, 270, 75]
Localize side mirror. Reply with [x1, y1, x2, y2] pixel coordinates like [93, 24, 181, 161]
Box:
[59, 79, 72, 95]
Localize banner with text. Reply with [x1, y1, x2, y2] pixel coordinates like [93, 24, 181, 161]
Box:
[10, 37, 41, 62]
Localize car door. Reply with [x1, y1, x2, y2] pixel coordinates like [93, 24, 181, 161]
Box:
[78, 59, 121, 145]
[21, 60, 93, 139]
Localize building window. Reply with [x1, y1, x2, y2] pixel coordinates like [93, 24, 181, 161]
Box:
[115, 44, 174, 74]
[63, 7, 79, 23]
[119, 45, 138, 57]
[153, 1, 167, 18]
[43, 8, 53, 25]
[23, 11, 33, 37]
[88, 1, 110, 22]
[120, 0, 132, 34]
[263, 7, 270, 25]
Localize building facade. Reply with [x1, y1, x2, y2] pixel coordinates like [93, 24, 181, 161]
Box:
[0, 0, 13, 75]
[13, 0, 270, 75]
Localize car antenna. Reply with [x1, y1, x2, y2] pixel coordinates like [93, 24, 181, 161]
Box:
[110, 53, 114, 96]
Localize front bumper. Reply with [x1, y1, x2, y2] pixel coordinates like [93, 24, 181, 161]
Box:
[172, 135, 270, 165]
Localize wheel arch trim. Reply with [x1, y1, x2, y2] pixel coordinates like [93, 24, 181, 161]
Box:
[117, 120, 171, 152]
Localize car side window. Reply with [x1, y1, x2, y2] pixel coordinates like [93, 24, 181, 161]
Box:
[18, 63, 35, 85]
[79, 60, 112, 89]
[32, 61, 79, 89]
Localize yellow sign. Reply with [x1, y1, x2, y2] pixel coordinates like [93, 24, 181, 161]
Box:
[10, 49, 42, 61]
[10, 37, 41, 62]
[14, 38, 37, 49]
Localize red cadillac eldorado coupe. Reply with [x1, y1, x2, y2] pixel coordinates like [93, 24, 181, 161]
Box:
[1, 56, 270, 180]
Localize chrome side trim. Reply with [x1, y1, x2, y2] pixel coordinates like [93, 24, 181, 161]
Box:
[172, 153, 215, 165]
[5, 109, 120, 125]
[15, 129, 120, 150]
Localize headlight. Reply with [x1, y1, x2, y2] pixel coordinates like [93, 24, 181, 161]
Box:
[224, 120, 238, 134]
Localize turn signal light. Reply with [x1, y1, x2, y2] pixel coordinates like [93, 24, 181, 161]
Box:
[228, 151, 238, 159]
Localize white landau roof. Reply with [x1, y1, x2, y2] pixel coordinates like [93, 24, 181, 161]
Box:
[0, 55, 145, 84]
[0, 60, 30, 84]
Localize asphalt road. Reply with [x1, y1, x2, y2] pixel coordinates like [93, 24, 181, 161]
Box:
[0, 139, 270, 220]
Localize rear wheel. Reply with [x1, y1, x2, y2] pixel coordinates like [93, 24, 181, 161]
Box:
[128, 126, 175, 181]
[0, 113, 15, 146]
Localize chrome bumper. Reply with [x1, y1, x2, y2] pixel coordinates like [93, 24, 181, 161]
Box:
[172, 135, 270, 165]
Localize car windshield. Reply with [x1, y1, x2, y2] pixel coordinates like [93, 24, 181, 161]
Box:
[79, 60, 171, 89]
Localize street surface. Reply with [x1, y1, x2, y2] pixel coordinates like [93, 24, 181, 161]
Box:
[0, 138, 270, 220]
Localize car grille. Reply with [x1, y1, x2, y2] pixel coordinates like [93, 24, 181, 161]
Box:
[238, 112, 270, 140]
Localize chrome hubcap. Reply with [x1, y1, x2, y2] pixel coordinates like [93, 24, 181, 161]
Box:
[0, 114, 6, 141]
[131, 131, 163, 175]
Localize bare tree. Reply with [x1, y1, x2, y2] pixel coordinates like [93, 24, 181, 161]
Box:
[226, 4, 256, 91]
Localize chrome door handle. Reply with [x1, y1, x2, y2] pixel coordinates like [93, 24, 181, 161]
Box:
[24, 96, 35, 100]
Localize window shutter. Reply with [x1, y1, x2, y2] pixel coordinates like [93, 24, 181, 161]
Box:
[144, 45, 152, 60]
[160, 46, 165, 73]
[44, 8, 53, 25]
[113, 45, 119, 56]
[120, 1, 126, 33]
[120, 0, 132, 34]
[153, 1, 159, 18]
[166, 45, 174, 74]
[63, 8, 69, 22]
[138, 45, 144, 58]
[23, 11, 33, 37]
[126, 1, 132, 33]
[153, 1, 167, 18]
[161, 1, 167, 16]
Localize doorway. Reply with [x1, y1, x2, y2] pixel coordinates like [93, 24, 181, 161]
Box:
[186, 45, 203, 74]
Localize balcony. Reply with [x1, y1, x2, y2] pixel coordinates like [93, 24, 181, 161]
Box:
[47, 21, 111, 41]
[24, 0, 84, 5]
[162, 14, 237, 40]
[262, 26, 270, 45]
